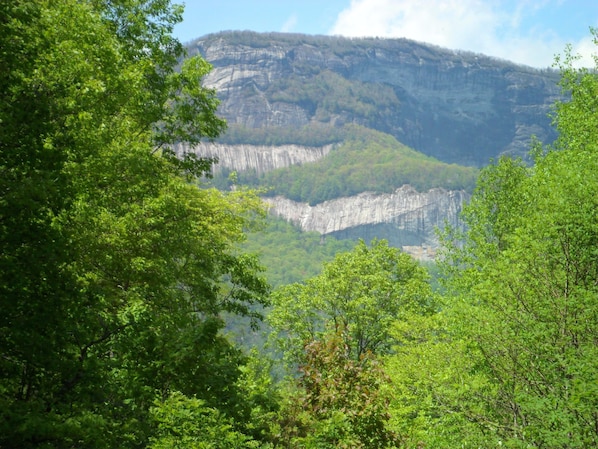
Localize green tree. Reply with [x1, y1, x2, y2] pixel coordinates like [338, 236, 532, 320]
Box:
[267, 240, 433, 447]
[268, 239, 435, 365]
[271, 329, 399, 449]
[384, 309, 500, 448]
[0, 1, 268, 447]
[437, 32, 598, 448]
[149, 391, 261, 449]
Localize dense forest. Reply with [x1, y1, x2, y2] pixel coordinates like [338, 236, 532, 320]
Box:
[2, 2, 597, 448]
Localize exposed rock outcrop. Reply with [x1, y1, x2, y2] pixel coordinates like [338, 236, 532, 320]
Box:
[266, 185, 468, 249]
[176, 142, 333, 175]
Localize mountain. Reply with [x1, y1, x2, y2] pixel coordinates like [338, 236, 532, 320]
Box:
[187, 31, 562, 166]
[178, 31, 564, 258]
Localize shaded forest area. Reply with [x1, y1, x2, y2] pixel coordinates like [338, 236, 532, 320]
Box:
[1, 2, 597, 448]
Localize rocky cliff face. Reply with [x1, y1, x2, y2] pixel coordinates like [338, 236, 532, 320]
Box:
[189, 31, 563, 166]
[266, 185, 468, 255]
[176, 142, 333, 175]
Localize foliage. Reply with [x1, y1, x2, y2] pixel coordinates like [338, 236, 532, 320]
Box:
[271, 330, 400, 449]
[234, 351, 281, 442]
[266, 70, 399, 122]
[268, 239, 435, 365]
[216, 122, 346, 147]
[438, 152, 598, 448]
[5, 3, 598, 448]
[259, 127, 478, 205]
[149, 391, 261, 449]
[0, 1, 269, 447]
[240, 216, 356, 288]
[552, 29, 598, 155]
[384, 310, 501, 448]
[435, 31, 598, 448]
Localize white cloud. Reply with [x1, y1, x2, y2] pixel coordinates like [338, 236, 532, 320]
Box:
[330, 0, 596, 68]
[570, 35, 598, 69]
[281, 14, 298, 33]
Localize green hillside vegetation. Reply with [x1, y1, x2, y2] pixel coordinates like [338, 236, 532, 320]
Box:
[240, 216, 356, 288]
[254, 126, 478, 205]
[239, 215, 443, 291]
[217, 122, 346, 147]
[266, 69, 400, 122]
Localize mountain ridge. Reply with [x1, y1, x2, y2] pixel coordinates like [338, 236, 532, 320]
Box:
[188, 30, 562, 166]
[181, 31, 564, 257]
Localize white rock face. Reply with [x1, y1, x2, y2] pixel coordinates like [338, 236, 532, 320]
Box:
[175, 142, 333, 175]
[265, 185, 468, 244]
[200, 40, 287, 91]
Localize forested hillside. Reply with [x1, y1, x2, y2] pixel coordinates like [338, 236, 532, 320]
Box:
[2, 2, 598, 448]
[256, 126, 478, 204]
[197, 125, 475, 255]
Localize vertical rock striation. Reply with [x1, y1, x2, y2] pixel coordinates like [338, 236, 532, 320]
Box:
[266, 185, 469, 248]
[175, 142, 334, 175]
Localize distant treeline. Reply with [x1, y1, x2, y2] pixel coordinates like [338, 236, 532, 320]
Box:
[240, 216, 356, 288]
[216, 123, 346, 147]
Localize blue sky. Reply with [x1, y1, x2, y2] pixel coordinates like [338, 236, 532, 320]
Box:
[174, 1, 598, 68]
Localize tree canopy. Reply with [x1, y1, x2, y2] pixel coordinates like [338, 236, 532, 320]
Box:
[268, 239, 435, 365]
[247, 126, 479, 205]
[267, 240, 424, 448]
[0, 1, 268, 447]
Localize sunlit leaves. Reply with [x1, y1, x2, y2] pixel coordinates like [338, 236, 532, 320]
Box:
[149, 391, 260, 449]
[437, 31, 598, 447]
[268, 239, 435, 366]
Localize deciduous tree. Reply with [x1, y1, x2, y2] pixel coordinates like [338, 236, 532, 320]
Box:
[0, 1, 268, 447]
[268, 239, 435, 365]
[437, 31, 598, 448]
[272, 329, 399, 449]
